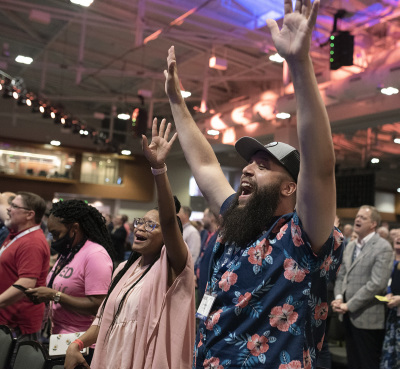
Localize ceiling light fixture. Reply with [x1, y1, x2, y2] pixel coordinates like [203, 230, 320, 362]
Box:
[118, 113, 130, 120]
[381, 87, 399, 96]
[269, 53, 285, 63]
[15, 55, 33, 65]
[394, 138, 400, 144]
[371, 158, 380, 164]
[276, 112, 291, 119]
[181, 90, 191, 98]
[121, 150, 131, 156]
[209, 56, 228, 70]
[50, 140, 61, 146]
[70, 0, 93, 7]
[207, 129, 220, 136]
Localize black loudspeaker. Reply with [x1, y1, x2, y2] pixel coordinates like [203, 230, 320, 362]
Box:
[330, 31, 354, 70]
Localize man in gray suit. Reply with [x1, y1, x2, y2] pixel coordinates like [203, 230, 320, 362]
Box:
[332, 205, 393, 369]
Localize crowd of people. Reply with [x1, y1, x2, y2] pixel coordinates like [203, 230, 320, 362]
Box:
[1, 1, 400, 368]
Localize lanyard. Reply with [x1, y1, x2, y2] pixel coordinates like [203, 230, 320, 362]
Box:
[0, 225, 41, 258]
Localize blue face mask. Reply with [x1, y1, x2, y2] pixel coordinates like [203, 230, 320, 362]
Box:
[51, 229, 75, 256]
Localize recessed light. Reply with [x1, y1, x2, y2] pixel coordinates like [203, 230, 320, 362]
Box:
[276, 112, 291, 119]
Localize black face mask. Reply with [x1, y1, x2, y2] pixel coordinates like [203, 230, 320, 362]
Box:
[51, 230, 75, 256]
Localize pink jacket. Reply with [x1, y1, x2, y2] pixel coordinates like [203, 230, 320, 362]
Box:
[92, 246, 196, 369]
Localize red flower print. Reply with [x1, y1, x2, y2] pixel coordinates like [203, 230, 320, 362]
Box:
[291, 220, 304, 247]
[272, 218, 287, 234]
[276, 223, 289, 240]
[303, 349, 312, 369]
[317, 333, 325, 351]
[198, 331, 204, 348]
[247, 334, 269, 357]
[333, 229, 343, 250]
[279, 361, 303, 369]
[320, 255, 333, 272]
[284, 258, 308, 283]
[203, 357, 224, 369]
[269, 303, 299, 332]
[236, 292, 252, 308]
[218, 270, 238, 292]
[205, 309, 223, 331]
[314, 302, 328, 321]
[248, 239, 272, 265]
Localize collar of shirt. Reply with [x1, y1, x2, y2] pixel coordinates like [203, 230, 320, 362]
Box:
[356, 231, 375, 249]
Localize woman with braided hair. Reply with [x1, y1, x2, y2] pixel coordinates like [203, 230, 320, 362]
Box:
[64, 118, 195, 369]
[26, 199, 114, 363]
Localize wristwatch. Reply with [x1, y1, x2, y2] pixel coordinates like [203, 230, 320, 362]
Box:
[53, 291, 62, 303]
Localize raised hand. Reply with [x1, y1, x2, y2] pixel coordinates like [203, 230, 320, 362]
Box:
[164, 46, 183, 104]
[142, 118, 177, 169]
[266, 0, 319, 62]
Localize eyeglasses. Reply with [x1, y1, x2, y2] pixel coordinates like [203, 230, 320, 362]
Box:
[9, 203, 32, 211]
[133, 218, 159, 232]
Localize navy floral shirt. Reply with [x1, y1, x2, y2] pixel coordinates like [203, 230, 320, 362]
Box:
[194, 199, 343, 369]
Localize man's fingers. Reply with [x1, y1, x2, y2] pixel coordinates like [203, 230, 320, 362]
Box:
[294, 0, 302, 13]
[266, 19, 280, 39]
[284, 0, 293, 14]
[307, 0, 319, 29]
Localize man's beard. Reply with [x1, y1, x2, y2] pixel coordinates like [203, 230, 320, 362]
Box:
[221, 181, 281, 247]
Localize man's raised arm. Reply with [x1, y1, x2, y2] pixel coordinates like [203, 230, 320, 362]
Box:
[267, 0, 336, 253]
[165, 46, 235, 215]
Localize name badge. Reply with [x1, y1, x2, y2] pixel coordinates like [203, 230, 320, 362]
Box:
[196, 293, 216, 321]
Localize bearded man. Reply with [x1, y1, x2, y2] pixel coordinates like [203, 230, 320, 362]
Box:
[164, 0, 343, 368]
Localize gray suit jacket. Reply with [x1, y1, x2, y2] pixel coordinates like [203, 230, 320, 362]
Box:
[334, 233, 393, 329]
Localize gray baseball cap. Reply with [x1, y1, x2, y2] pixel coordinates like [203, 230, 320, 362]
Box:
[235, 137, 300, 182]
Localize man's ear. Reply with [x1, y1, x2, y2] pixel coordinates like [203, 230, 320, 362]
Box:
[281, 181, 297, 197]
[26, 210, 36, 222]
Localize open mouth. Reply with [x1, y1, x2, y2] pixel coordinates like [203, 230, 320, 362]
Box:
[134, 234, 148, 242]
[239, 182, 254, 199]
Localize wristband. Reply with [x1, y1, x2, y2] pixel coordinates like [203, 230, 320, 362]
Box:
[151, 164, 167, 176]
[73, 339, 84, 351]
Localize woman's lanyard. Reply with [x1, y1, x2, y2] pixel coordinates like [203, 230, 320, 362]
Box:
[0, 225, 41, 258]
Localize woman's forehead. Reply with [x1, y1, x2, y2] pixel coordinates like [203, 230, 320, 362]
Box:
[144, 209, 159, 222]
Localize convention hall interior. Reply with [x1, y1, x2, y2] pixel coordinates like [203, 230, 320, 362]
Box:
[1, 0, 400, 225]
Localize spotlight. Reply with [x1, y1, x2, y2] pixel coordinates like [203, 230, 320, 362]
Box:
[269, 53, 285, 63]
[381, 87, 399, 96]
[276, 112, 291, 119]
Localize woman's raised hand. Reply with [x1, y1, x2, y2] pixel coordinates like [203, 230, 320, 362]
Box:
[142, 118, 177, 169]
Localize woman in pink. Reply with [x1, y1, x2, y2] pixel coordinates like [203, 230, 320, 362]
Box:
[65, 118, 196, 369]
[26, 199, 114, 364]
